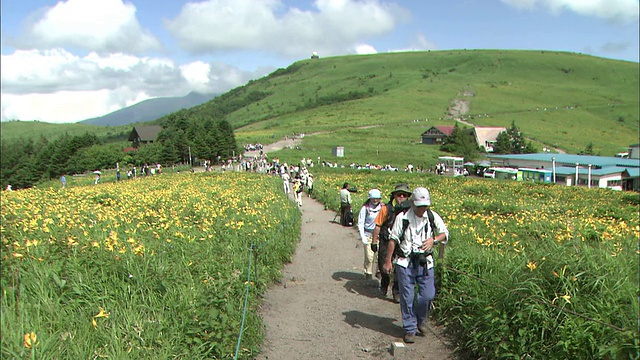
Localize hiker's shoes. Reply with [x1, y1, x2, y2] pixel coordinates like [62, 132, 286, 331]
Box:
[379, 286, 388, 297]
[418, 322, 428, 335]
[403, 332, 416, 344]
[392, 293, 400, 303]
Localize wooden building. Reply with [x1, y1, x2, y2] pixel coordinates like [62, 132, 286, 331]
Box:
[421, 126, 455, 145]
[128, 126, 162, 148]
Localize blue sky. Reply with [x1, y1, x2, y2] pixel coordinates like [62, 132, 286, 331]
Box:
[1, 0, 638, 123]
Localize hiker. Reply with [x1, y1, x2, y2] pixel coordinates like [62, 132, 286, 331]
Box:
[357, 189, 383, 283]
[282, 171, 291, 194]
[382, 187, 449, 344]
[60, 174, 67, 188]
[339, 182, 352, 226]
[372, 183, 412, 302]
[292, 174, 303, 207]
[306, 173, 314, 197]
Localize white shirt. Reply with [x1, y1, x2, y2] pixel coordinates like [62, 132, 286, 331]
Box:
[389, 207, 449, 258]
[358, 202, 382, 243]
[340, 188, 351, 204]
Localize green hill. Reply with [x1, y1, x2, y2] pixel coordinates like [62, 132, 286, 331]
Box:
[0, 121, 132, 142]
[3, 50, 638, 167]
[164, 49, 639, 162]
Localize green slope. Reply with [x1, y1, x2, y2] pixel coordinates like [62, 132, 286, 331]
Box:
[0, 121, 132, 142]
[3, 50, 638, 163]
[188, 50, 639, 157]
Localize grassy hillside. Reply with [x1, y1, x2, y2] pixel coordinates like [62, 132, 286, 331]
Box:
[188, 50, 639, 161]
[3, 50, 638, 167]
[0, 121, 132, 142]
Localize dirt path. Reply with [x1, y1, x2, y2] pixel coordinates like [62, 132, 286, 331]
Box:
[244, 138, 304, 159]
[255, 195, 455, 359]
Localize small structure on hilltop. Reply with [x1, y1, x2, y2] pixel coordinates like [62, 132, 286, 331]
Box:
[311, 51, 319, 59]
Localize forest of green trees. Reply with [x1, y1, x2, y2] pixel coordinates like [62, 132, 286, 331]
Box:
[0, 111, 239, 190]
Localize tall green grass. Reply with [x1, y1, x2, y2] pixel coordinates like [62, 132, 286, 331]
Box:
[1, 172, 301, 359]
[310, 168, 639, 359]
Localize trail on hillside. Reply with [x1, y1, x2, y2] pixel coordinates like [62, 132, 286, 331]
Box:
[448, 94, 567, 154]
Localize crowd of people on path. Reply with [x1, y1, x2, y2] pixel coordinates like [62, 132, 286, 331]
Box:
[234, 141, 452, 344]
[278, 160, 314, 207]
[341, 182, 450, 344]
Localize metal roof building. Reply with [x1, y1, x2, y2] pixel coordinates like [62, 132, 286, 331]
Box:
[487, 153, 640, 191]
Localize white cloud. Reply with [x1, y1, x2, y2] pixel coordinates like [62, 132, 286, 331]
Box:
[354, 44, 378, 54]
[180, 61, 212, 93]
[166, 0, 408, 57]
[1, 90, 118, 123]
[501, 0, 640, 23]
[11, 0, 162, 54]
[388, 33, 437, 53]
[205, 62, 259, 93]
[0, 48, 261, 122]
[1, 49, 182, 95]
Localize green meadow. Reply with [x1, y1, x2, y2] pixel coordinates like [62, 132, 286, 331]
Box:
[2, 169, 637, 359]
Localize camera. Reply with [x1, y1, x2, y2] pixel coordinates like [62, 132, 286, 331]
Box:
[417, 253, 428, 267]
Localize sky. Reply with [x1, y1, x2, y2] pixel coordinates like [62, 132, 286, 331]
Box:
[1, 0, 638, 124]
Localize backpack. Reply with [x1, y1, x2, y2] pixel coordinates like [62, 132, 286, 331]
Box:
[344, 208, 354, 226]
[379, 201, 412, 241]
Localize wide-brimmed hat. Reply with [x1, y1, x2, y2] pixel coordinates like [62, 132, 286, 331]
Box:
[391, 183, 411, 196]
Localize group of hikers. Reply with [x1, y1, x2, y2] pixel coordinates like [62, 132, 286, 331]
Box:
[341, 182, 450, 344]
[280, 164, 314, 207]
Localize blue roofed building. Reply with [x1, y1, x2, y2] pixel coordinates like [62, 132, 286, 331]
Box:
[487, 153, 640, 191]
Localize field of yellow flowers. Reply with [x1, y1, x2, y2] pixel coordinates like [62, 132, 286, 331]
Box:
[1, 172, 300, 359]
[312, 169, 639, 359]
[2, 167, 638, 359]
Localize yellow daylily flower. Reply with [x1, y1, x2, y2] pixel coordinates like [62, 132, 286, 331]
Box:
[94, 307, 110, 318]
[23, 332, 37, 349]
[526, 261, 537, 271]
[552, 293, 572, 305]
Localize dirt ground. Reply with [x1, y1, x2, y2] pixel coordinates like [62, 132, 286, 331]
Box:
[255, 193, 456, 359]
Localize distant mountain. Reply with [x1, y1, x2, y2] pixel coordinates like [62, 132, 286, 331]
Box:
[79, 92, 217, 126]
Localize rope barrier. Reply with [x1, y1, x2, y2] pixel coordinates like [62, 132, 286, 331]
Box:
[233, 182, 302, 360]
[234, 245, 255, 359]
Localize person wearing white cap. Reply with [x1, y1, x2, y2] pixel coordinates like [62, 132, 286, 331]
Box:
[372, 183, 412, 302]
[382, 187, 449, 344]
[357, 189, 384, 283]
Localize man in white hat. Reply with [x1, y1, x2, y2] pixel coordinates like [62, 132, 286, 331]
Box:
[382, 187, 449, 344]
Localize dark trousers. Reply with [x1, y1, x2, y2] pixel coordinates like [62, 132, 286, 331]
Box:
[340, 203, 351, 225]
[377, 239, 398, 295]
